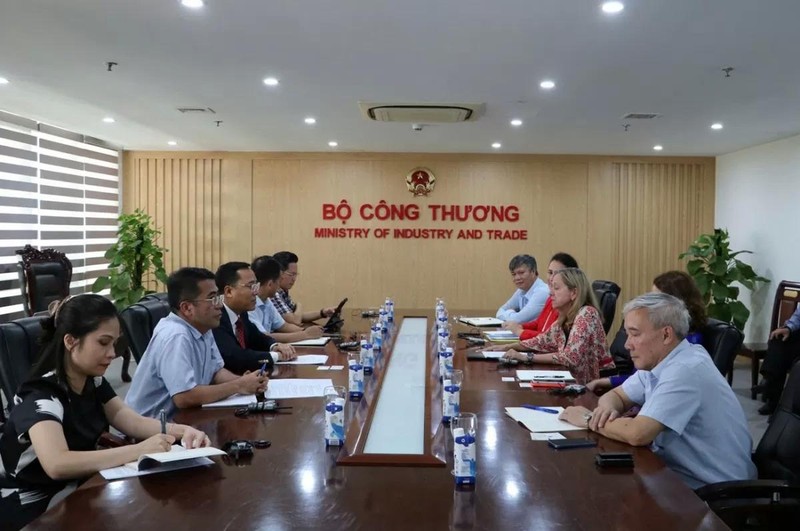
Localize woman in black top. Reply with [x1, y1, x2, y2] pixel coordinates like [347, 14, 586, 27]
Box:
[0, 295, 210, 531]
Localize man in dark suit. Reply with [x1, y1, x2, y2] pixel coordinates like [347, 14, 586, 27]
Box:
[213, 262, 296, 374]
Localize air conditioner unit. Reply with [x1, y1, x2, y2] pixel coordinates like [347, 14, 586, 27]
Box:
[358, 102, 485, 123]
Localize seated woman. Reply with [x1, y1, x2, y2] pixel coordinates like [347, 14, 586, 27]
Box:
[586, 270, 707, 393]
[488, 268, 615, 384]
[503, 252, 579, 341]
[0, 295, 210, 531]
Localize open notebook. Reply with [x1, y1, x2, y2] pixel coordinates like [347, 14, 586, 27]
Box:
[459, 317, 503, 327]
[483, 330, 519, 342]
[505, 407, 585, 433]
[100, 445, 226, 480]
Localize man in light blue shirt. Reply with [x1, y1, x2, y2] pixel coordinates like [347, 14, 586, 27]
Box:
[560, 293, 756, 488]
[126, 267, 267, 421]
[495, 254, 550, 324]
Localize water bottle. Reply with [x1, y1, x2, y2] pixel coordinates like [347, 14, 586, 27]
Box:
[360, 339, 374, 375]
[323, 386, 346, 446]
[384, 297, 394, 322]
[371, 321, 382, 352]
[437, 326, 450, 353]
[452, 413, 477, 486]
[348, 352, 364, 400]
[442, 369, 463, 423]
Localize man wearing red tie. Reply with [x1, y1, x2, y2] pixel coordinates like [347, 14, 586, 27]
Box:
[212, 262, 296, 374]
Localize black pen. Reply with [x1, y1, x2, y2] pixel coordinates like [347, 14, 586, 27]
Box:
[159, 409, 166, 435]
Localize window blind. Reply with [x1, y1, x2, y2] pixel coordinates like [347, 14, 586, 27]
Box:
[0, 110, 120, 321]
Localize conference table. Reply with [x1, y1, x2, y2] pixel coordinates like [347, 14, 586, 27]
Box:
[26, 310, 728, 530]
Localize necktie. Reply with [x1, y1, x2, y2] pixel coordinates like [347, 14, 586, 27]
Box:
[235, 317, 246, 348]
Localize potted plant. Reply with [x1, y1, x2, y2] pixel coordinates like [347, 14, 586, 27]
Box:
[679, 228, 769, 331]
[92, 209, 169, 309]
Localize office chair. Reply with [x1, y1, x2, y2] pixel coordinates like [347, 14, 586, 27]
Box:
[15, 245, 73, 317]
[592, 280, 621, 335]
[0, 315, 49, 413]
[696, 362, 800, 529]
[701, 318, 744, 386]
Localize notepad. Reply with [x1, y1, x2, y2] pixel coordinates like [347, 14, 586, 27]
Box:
[459, 317, 503, 327]
[505, 407, 585, 433]
[203, 378, 335, 407]
[484, 330, 519, 342]
[276, 354, 329, 365]
[99, 445, 225, 480]
[530, 432, 566, 441]
[289, 338, 330, 347]
[516, 370, 576, 382]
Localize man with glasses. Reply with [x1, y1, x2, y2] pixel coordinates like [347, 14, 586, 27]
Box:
[495, 254, 550, 325]
[126, 267, 268, 420]
[213, 262, 296, 374]
[271, 251, 337, 327]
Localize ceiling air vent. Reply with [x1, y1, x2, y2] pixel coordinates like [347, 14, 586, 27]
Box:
[177, 107, 216, 114]
[622, 112, 661, 120]
[359, 102, 485, 123]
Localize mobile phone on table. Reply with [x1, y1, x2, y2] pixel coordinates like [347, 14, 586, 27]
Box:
[547, 438, 598, 450]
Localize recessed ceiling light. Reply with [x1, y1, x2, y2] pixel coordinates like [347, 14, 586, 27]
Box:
[491, 142, 502, 149]
[167, 140, 177, 146]
[328, 141, 338, 147]
[510, 119, 523, 127]
[653, 145, 663, 151]
[602, 2, 625, 14]
[304, 117, 317, 125]
[263, 77, 279, 86]
[0, 77, 9, 85]
[181, 0, 204, 8]
[102, 117, 115, 123]
[539, 80, 556, 90]
[711, 123, 724, 130]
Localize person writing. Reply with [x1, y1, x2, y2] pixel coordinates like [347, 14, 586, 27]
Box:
[488, 268, 615, 384]
[0, 295, 210, 530]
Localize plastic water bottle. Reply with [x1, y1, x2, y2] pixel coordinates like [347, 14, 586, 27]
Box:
[384, 297, 394, 322]
[323, 386, 346, 446]
[442, 369, 463, 423]
[361, 339, 374, 375]
[452, 413, 477, 486]
[348, 352, 364, 400]
[371, 321, 382, 352]
[379, 309, 388, 333]
[437, 326, 450, 353]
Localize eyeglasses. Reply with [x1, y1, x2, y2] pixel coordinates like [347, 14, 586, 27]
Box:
[282, 271, 298, 279]
[188, 294, 224, 307]
[238, 282, 260, 294]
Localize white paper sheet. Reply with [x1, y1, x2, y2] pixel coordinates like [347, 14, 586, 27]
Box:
[100, 457, 215, 480]
[501, 377, 515, 382]
[289, 338, 330, 347]
[516, 370, 576, 382]
[202, 378, 335, 407]
[530, 432, 566, 441]
[459, 317, 503, 327]
[276, 354, 329, 365]
[316, 366, 331, 371]
[479, 350, 505, 359]
[505, 407, 586, 433]
[484, 331, 519, 341]
[138, 445, 225, 465]
[329, 365, 344, 371]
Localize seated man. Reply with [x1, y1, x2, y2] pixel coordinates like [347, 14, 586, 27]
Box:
[495, 254, 550, 324]
[759, 303, 800, 415]
[560, 293, 756, 489]
[213, 261, 296, 374]
[125, 267, 267, 420]
[271, 251, 336, 327]
[250, 255, 324, 342]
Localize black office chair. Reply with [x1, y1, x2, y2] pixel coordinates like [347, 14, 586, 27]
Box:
[15, 245, 73, 316]
[701, 318, 744, 386]
[696, 362, 800, 529]
[139, 292, 168, 302]
[119, 299, 170, 364]
[592, 280, 620, 335]
[609, 326, 634, 376]
[0, 316, 49, 414]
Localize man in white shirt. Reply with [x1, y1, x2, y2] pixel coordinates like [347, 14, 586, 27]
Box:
[496, 254, 550, 324]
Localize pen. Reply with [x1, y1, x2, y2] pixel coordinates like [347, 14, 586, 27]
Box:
[255, 361, 268, 403]
[159, 409, 166, 434]
[522, 405, 559, 414]
[258, 360, 268, 376]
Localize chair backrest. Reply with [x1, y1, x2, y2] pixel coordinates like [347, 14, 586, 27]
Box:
[139, 292, 168, 303]
[701, 318, 744, 379]
[15, 245, 73, 316]
[753, 361, 800, 482]
[119, 299, 171, 363]
[592, 280, 620, 335]
[770, 280, 800, 330]
[0, 315, 49, 408]
[609, 326, 634, 375]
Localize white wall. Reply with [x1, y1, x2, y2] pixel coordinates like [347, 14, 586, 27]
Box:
[716, 133, 800, 342]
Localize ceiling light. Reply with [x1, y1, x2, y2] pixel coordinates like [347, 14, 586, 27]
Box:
[102, 117, 115, 123]
[304, 117, 317, 125]
[328, 141, 338, 147]
[0, 77, 9, 85]
[491, 142, 502, 149]
[602, 2, 625, 14]
[711, 123, 724, 130]
[539, 80, 556, 90]
[263, 77, 279, 87]
[167, 141, 177, 146]
[510, 119, 523, 127]
[653, 145, 663, 151]
[181, 0, 204, 8]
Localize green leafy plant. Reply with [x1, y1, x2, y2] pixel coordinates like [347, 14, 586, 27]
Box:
[679, 228, 769, 331]
[92, 209, 169, 309]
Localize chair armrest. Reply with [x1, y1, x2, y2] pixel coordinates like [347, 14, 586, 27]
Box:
[696, 479, 800, 501]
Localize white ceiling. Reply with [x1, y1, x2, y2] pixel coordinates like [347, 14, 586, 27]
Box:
[1, 0, 800, 155]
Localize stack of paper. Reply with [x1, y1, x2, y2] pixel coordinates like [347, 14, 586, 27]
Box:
[505, 407, 584, 433]
[459, 317, 503, 327]
[516, 370, 575, 382]
[100, 445, 225, 480]
[276, 354, 329, 365]
[484, 330, 519, 342]
[289, 338, 330, 347]
[202, 378, 335, 407]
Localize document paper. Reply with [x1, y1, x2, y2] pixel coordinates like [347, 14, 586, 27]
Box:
[289, 338, 330, 347]
[459, 317, 503, 327]
[100, 445, 225, 480]
[202, 378, 335, 407]
[516, 370, 576, 382]
[505, 407, 586, 433]
[276, 354, 329, 365]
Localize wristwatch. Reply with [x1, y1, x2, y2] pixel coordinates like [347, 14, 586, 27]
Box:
[526, 352, 534, 364]
[583, 412, 593, 429]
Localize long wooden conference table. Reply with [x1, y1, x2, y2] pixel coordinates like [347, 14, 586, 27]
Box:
[27, 310, 728, 530]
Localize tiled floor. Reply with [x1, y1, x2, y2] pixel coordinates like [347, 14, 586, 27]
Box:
[101, 354, 771, 447]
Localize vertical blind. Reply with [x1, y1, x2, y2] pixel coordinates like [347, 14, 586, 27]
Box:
[0, 110, 120, 322]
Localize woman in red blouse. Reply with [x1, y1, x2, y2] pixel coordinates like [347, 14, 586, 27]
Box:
[491, 268, 615, 384]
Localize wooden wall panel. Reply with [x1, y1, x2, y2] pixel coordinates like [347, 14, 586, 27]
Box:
[123, 152, 715, 332]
